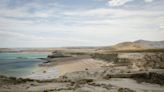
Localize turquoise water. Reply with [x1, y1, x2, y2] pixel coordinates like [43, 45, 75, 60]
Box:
[0, 52, 48, 77]
[0, 53, 48, 59]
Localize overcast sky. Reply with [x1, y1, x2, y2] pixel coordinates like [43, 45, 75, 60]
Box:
[0, 0, 164, 48]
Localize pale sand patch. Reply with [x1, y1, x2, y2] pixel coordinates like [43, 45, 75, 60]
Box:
[24, 67, 59, 80]
[55, 58, 108, 77]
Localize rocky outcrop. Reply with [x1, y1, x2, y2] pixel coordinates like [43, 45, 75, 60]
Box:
[62, 68, 164, 85]
[0, 67, 164, 91]
[118, 88, 136, 92]
[126, 53, 164, 69]
[48, 50, 71, 58]
[90, 52, 164, 69]
[143, 53, 164, 69]
[91, 53, 118, 62]
[0, 75, 36, 85]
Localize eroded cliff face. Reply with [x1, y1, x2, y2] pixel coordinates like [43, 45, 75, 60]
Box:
[91, 53, 118, 62]
[143, 53, 164, 69]
[120, 53, 164, 69]
[90, 52, 164, 69]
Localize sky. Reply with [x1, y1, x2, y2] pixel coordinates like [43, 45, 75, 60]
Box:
[0, 0, 164, 48]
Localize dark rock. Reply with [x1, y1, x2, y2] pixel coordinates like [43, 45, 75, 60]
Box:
[48, 50, 71, 58]
[118, 88, 136, 92]
[134, 72, 164, 85]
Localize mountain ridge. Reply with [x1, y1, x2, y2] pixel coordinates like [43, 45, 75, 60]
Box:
[109, 40, 164, 50]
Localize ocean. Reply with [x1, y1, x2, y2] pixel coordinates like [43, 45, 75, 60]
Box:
[0, 52, 48, 77]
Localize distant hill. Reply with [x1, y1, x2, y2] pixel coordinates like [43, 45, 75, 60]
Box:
[134, 40, 164, 49]
[102, 40, 164, 50]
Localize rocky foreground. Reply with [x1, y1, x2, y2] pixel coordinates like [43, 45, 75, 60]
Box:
[0, 50, 164, 92]
[0, 68, 164, 92]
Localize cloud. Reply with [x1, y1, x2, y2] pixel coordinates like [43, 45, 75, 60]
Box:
[0, 5, 163, 47]
[108, 0, 156, 6]
[0, 0, 163, 47]
[0, 30, 103, 47]
[145, 0, 154, 3]
[108, 0, 133, 6]
[62, 8, 164, 18]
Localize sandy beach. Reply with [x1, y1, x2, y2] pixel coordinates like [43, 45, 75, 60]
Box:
[55, 58, 108, 76]
[25, 57, 109, 80]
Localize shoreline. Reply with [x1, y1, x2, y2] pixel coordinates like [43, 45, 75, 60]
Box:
[25, 56, 109, 80]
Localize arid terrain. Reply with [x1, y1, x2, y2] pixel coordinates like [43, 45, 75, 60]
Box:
[0, 40, 164, 92]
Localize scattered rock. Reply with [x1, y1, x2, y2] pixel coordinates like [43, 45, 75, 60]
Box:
[118, 88, 136, 92]
[43, 70, 47, 73]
